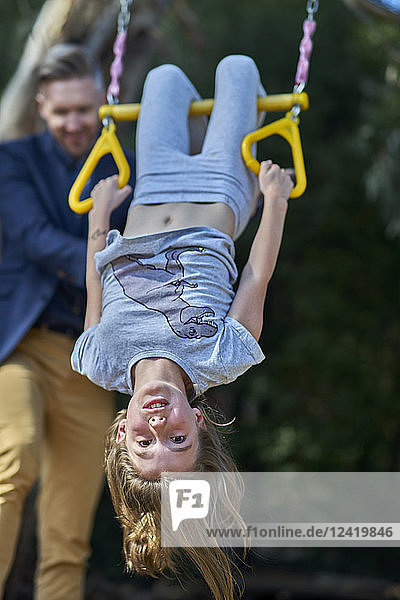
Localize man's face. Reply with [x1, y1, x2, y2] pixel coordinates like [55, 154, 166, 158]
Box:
[36, 76, 104, 159]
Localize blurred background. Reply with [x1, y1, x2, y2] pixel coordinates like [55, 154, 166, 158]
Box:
[1, 0, 400, 598]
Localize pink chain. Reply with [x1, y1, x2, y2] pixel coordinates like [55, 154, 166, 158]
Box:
[107, 32, 127, 102]
[295, 19, 317, 91]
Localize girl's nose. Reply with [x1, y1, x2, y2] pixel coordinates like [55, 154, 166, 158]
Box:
[148, 416, 166, 428]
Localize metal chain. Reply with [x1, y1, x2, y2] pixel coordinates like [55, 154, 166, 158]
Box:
[105, 0, 134, 112]
[118, 0, 134, 34]
[290, 0, 319, 120]
[306, 0, 319, 19]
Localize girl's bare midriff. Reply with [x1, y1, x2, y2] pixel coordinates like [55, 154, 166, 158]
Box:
[123, 202, 236, 238]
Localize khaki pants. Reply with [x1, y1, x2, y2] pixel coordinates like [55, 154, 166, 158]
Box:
[0, 328, 115, 600]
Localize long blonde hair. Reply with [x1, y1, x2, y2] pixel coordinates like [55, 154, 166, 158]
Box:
[104, 398, 246, 600]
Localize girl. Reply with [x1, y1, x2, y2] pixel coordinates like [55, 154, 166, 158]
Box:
[71, 55, 293, 599]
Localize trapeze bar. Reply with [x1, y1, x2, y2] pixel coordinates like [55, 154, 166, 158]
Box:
[98, 93, 309, 122]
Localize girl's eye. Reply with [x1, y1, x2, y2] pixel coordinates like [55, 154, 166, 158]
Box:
[171, 435, 186, 444]
[138, 440, 152, 447]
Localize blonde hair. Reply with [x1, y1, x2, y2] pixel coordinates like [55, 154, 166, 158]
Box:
[104, 398, 247, 600]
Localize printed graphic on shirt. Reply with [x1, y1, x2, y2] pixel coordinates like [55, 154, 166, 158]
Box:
[111, 247, 218, 339]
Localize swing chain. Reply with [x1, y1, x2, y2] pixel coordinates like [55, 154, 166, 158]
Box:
[306, 0, 319, 20]
[118, 0, 134, 35]
[290, 0, 319, 120]
[105, 0, 134, 119]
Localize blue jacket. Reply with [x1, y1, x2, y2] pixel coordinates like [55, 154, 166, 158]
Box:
[0, 131, 134, 364]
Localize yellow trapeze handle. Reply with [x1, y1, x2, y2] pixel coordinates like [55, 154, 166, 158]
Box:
[98, 92, 309, 122]
[74, 93, 309, 213]
[68, 122, 131, 214]
[241, 112, 306, 198]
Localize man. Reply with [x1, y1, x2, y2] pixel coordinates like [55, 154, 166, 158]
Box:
[0, 44, 134, 599]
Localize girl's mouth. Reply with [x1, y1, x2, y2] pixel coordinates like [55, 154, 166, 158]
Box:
[142, 398, 169, 409]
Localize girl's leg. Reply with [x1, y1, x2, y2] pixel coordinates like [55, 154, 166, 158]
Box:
[135, 65, 206, 186]
[199, 55, 266, 237]
[202, 55, 264, 155]
[132, 56, 265, 238]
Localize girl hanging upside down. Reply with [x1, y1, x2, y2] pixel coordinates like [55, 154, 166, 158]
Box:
[71, 55, 293, 600]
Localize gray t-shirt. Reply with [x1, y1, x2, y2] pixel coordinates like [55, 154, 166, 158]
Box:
[71, 227, 264, 395]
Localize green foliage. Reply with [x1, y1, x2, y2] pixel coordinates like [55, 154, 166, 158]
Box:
[0, 0, 44, 90]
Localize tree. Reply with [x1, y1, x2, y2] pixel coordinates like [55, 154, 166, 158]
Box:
[0, 0, 172, 140]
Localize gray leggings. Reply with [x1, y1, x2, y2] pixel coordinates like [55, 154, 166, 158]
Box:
[132, 55, 266, 239]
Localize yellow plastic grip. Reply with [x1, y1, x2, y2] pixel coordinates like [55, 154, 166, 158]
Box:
[241, 112, 307, 198]
[68, 122, 131, 214]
